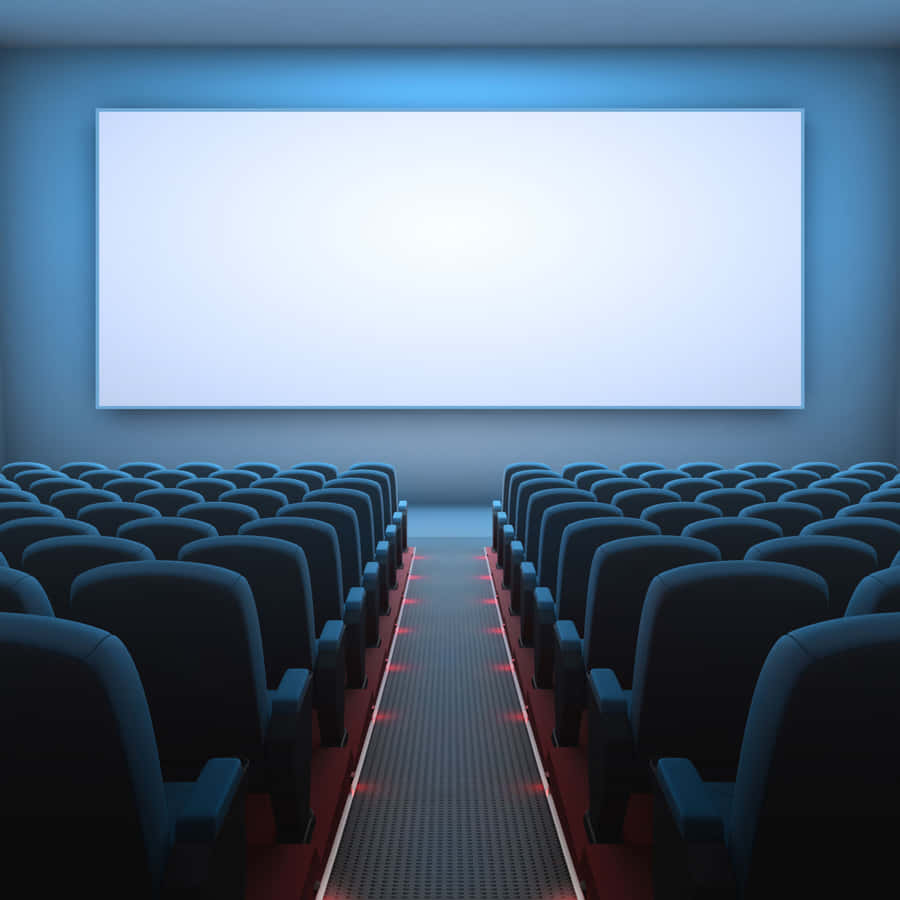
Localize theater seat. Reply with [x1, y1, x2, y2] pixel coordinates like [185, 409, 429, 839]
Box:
[809, 476, 869, 504]
[0, 568, 54, 615]
[0, 488, 38, 504]
[652, 614, 900, 899]
[861, 488, 900, 503]
[678, 462, 723, 477]
[147, 468, 220, 489]
[235, 461, 280, 479]
[701, 469, 754, 489]
[845, 567, 900, 615]
[174, 477, 236, 502]
[49, 488, 119, 518]
[0, 502, 64, 524]
[0, 517, 98, 568]
[78, 501, 161, 536]
[177, 501, 259, 535]
[734, 477, 796, 502]
[292, 462, 339, 482]
[560, 462, 606, 482]
[770, 468, 819, 489]
[276, 469, 326, 491]
[585, 560, 827, 842]
[104, 477, 166, 502]
[665, 477, 725, 502]
[119, 461, 164, 478]
[117, 517, 217, 560]
[573, 469, 625, 492]
[838, 501, 900, 526]
[695, 488, 767, 517]
[176, 462, 221, 478]
[29, 476, 89, 504]
[1, 461, 50, 479]
[795, 461, 841, 478]
[779, 488, 850, 519]
[620, 461, 665, 479]
[58, 461, 105, 478]
[833, 468, 885, 491]
[682, 517, 783, 560]
[81, 468, 130, 488]
[254, 477, 309, 504]
[14, 468, 64, 490]
[208, 469, 262, 489]
[134, 488, 205, 516]
[611, 488, 680, 518]
[735, 461, 782, 477]
[738, 501, 823, 536]
[849, 460, 898, 479]
[641, 502, 723, 536]
[590, 477, 650, 504]
[220, 488, 287, 518]
[69, 561, 311, 843]
[643, 468, 695, 489]
[801, 516, 900, 569]
[0, 612, 248, 899]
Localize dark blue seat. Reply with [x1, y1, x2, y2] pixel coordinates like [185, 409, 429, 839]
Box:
[838, 501, 900, 526]
[809, 476, 870, 504]
[524, 488, 594, 562]
[119, 461, 164, 478]
[641, 502, 723, 535]
[22, 535, 154, 616]
[611, 488, 680, 519]
[795, 461, 841, 478]
[239, 517, 366, 688]
[833, 468, 885, 491]
[235, 461, 280, 479]
[738, 501, 823, 535]
[0, 502, 63, 524]
[733, 477, 796, 502]
[349, 462, 400, 515]
[0, 612, 248, 899]
[770, 468, 820, 489]
[677, 462, 723, 478]
[780, 487, 850, 519]
[177, 501, 259, 535]
[134, 488, 206, 517]
[30, 476, 89, 504]
[643, 469, 694, 489]
[58, 461, 105, 478]
[745, 534, 879, 616]
[1, 461, 51, 479]
[276, 469, 327, 492]
[586, 560, 828, 841]
[0, 487, 38, 504]
[13, 468, 64, 491]
[180, 535, 348, 745]
[292, 462, 338, 482]
[849, 461, 898, 479]
[845, 567, 900, 615]
[173, 477, 236, 502]
[620, 462, 665, 479]
[69, 561, 311, 842]
[344, 468, 404, 555]
[553, 535, 721, 745]
[701, 469, 754, 489]
[219, 488, 287, 518]
[117, 517, 217, 560]
[0, 568, 54, 614]
[560, 462, 605, 483]
[176, 462, 220, 478]
[104, 477, 166, 502]
[81, 468, 130, 488]
[254, 477, 309, 504]
[77, 501, 161, 536]
[49, 487, 119, 518]
[735, 461, 782, 477]
[573, 469, 625, 492]
[694, 487, 767, 517]
[207, 469, 261, 488]
[652, 614, 900, 899]
[802, 516, 900, 569]
[664, 477, 725, 502]
[682, 517, 783, 560]
[147, 468, 223, 489]
[0, 517, 98, 568]
[590, 477, 651, 504]
[861, 487, 900, 503]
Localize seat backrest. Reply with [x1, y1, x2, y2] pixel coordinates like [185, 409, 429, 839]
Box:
[694, 487, 767, 517]
[207, 469, 262, 489]
[508, 468, 563, 517]
[664, 477, 725, 501]
[239, 517, 344, 632]
[735, 462, 782, 477]
[280, 501, 362, 592]
[770, 468, 820, 489]
[344, 468, 393, 519]
[643, 468, 692, 489]
[844, 566, 900, 616]
[590, 477, 651, 504]
[305, 488, 375, 563]
[58, 462, 105, 478]
[176, 462, 220, 478]
[0, 488, 37, 504]
[30, 477, 89, 504]
[611, 488, 680, 519]
[0, 502, 63, 525]
[147, 468, 224, 489]
[178, 501, 259, 535]
[861, 488, 900, 504]
[275, 469, 326, 491]
[677, 462, 722, 477]
[802, 516, 900, 569]
[502, 462, 551, 510]
[556, 517, 661, 632]
[179, 535, 317, 687]
[81, 468, 130, 488]
[583, 535, 721, 687]
[0, 517, 98, 568]
[681, 516, 783, 560]
[702, 468, 755, 488]
[291, 462, 338, 481]
[640, 501, 722, 536]
[837, 501, 900, 526]
[2, 461, 50, 479]
[349, 462, 399, 510]
[849, 461, 898, 479]
[119, 461, 164, 478]
[779, 488, 850, 519]
[631, 560, 828, 775]
[0, 568, 54, 615]
[14, 468, 64, 490]
[734, 477, 796, 502]
[133, 488, 205, 516]
[729, 614, 900, 897]
[536, 501, 618, 590]
[104, 478, 165, 503]
[220, 488, 287, 518]
[77, 501, 161, 537]
[560, 462, 605, 483]
[744, 535, 879, 616]
[254, 477, 308, 504]
[49, 488, 119, 518]
[69, 561, 269, 775]
[833, 468, 885, 491]
[235, 461, 279, 478]
[513, 477, 573, 539]
[573, 469, 625, 492]
[0, 613, 170, 897]
[173, 477, 236, 502]
[809, 477, 869, 505]
[22, 535, 155, 616]
[794, 461, 840, 478]
[620, 462, 665, 479]
[738, 501, 822, 535]
[325, 477, 385, 542]
[524, 488, 594, 561]
[117, 517, 217, 561]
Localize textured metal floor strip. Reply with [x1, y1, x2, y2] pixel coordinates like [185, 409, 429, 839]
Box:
[318, 537, 581, 900]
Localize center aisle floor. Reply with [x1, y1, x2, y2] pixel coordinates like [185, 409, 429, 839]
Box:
[319, 537, 581, 900]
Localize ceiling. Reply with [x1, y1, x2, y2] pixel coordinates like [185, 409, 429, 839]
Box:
[1, 0, 900, 47]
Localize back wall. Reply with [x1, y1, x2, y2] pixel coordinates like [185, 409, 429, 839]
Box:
[2, 48, 898, 502]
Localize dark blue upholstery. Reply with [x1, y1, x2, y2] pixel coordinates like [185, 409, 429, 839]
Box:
[235, 461, 280, 479]
[780, 487, 850, 519]
[734, 477, 796, 502]
[147, 468, 220, 489]
[552, 535, 720, 745]
[326, 477, 386, 541]
[276, 469, 327, 491]
[176, 462, 221, 478]
[620, 462, 665, 479]
[834, 468, 885, 491]
[0, 568, 54, 614]
[845, 567, 900, 615]
[254, 477, 309, 504]
[664, 477, 726, 501]
[560, 462, 605, 483]
[795, 461, 841, 478]
[584, 560, 828, 842]
[643, 468, 693, 489]
[49, 487, 119, 518]
[0, 612, 248, 898]
[0, 501, 63, 524]
[207, 469, 261, 488]
[770, 468, 820, 489]
[81, 468, 130, 488]
[173, 477, 236, 502]
[177, 501, 259, 535]
[305, 488, 376, 565]
[119, 461, 164, 478]
[739, 501, 823, 535]
[291, 462, 338, 481]
[30, 476, 89, 504]
[640, 501, 722, 535]
[682, 517, 783, 560]
[701, 469, 754, 488]
[68, 560, 311, 841]
[677, 462, 723, 477]
[736, 461, 782, 477]
[105, 477, 166, 503]
[809, 476, 870, 504]
[134, 488, 206, 517]
[573, 469, 625, 492]
[501, 462, 551, 511]
[349, 462, 400, 513]
[654, 614, 900, 899]
[0, 488, 38, 504]
[849, 461, 898, 479]
[343, 468, 393, 522]
[2, 461, 50, 479]
[802, 516, 900, 568]
[861, 488, 900, 503]
[611, 488, 680, 518]
[22, 535, 154, 615]
[0, 517, 98, 568]
[77, 501, 161, 536]
[745, 535, 879, 616]
[58, 461, 105, 478]
[838, 501, 900, 526]
[117, 517, 217, 561]
[524, 488, 594, 562]
[590, 477, 651, 505]
[14, 468, 63, 490]
[694, 487, 767, 517]
[219, 488, 286, 518]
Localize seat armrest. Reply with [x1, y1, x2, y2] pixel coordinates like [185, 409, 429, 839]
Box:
[501, 525, 514, 584]
[496, 513, 508, 565]
[518, 559, 536, 640]
[316, 618, 345, 667]
[385, 524, 399, 586]
[269, 668, 312, 740]
[533, 586, 557, 688]
[375, 540, 391, 613]
[392, 513, 404, 564]
[362, 562, 380, 647]
[492, 500, 502, 551]
[398, 500, 408, 550]
[174, 758, 246, 842]
[555, 619, 582, 657]
[553, 619, 586, 746]
[654, 758, 725, 842]
[343, 586, 366, 687]
[588, 668, 629, 725]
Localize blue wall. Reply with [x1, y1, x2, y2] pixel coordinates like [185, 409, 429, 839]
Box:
[2, 49, 899, 503]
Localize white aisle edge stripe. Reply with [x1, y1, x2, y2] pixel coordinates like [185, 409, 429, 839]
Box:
[315, 546, 417, 900]
[483, 546, 586, 900]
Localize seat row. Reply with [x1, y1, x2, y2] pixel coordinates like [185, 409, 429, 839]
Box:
[0, 458, 409, 898]
[488, 459, 900, 899]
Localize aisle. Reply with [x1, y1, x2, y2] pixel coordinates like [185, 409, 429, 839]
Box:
[318, 538, 581, 899]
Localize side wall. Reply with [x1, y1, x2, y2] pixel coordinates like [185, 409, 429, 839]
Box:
[2, 49, 899, 502]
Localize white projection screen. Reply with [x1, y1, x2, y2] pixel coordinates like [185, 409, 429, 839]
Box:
[96, 109, 803, 408]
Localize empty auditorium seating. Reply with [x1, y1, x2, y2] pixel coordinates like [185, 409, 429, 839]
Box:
[58, 461, 105, 478]
[0, 516, 99, 568]
[254, 477, 309, 503]
[30, 476, 89, 503]
[808, 476, 870, 504]
[0, 568, 54, 614]
[220, 487, 287, 518]
[574, 469, 624, 491]
[292, 462, 339, 481]
[677, 462, 722, 477]
[77, 500, 161, 536]
[560, 462, 605, 482]
[178, 501, 260, 534]
[802, 516, 900, 568]
[664, 477, 725, 501]
[0, 501, 63, 524]
[0, 487, 38, 503]
[2, 461, 50, 479]
[177, 462, 221, 477]
[850, 461, 898, 479]
[174, 477, 237, 501]
[838, 501, 900, 525]
[733, 476, 795, 502]
[276, 468, 327, 491]
[611, 488, 680, 518]
[735, 461, 781, 476]
[14, 467, 64, 490]
[833, 468, 885, 491]
[694, 487, 766, 516]
[738, 501, 823, 535]
[641, 501, 722, 535]
[700, 468, 754, 488]
[105, 477, 166, 502]
[845, 566, 900, 615]
[779, 487, 850, 519]
[135, 487, 206, 516]
[770, 468, 819, 489]
[210, 468, 262, 488]
[147, 467, 220, 488]
[119, 461, 164, 477]
[620, 462, 665, 479]
[643, 468, 690, 488]
[117, 517, 217, 560]
[591, 477, 650, 504]
[681, 517, 783, 560]
[236, 461, 280, 478]
[81, 468, 130, 488]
